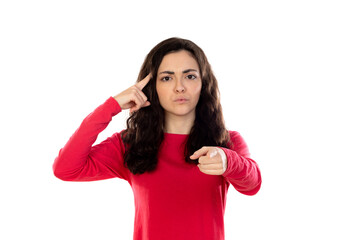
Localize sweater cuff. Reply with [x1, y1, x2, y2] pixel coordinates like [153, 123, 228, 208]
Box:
[107, 96, 122, 116]
[220, 147, 244, 178]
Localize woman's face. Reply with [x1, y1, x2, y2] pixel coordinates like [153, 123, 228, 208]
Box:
[156, 50, 202, 119]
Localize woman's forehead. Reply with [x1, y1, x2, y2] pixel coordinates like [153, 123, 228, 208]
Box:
[158, 50, 199, 72]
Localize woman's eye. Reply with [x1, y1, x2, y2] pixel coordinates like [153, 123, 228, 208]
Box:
[161, 76, 171, 81]
[186, 74, 197, 80]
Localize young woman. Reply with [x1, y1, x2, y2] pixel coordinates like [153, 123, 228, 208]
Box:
[53, 37, 262, 240]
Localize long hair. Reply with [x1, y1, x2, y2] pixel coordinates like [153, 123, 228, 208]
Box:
[121, 37, 230, 174]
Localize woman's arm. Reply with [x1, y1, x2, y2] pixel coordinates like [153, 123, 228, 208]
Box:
[221, 131, 262, 196]
[189, 131, 261, 195]
[52, 97, 128, 181]
[53, 74, 152, 181]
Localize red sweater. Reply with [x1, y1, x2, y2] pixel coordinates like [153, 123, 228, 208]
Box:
[53, 97, 262, 240]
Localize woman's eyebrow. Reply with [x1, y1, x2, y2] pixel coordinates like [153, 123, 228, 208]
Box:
[182, 69, 198, 74]
[159, 69, 198, 75]
[159, 70, 175, 75]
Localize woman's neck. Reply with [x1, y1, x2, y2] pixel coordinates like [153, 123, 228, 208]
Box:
[164, 112, 195, 135]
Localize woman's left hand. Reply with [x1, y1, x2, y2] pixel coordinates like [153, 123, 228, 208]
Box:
[190, 147, 227, 175]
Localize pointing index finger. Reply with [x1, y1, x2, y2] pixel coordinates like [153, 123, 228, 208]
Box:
[136, 73, 152, 90]
[190, 147, 210, 159]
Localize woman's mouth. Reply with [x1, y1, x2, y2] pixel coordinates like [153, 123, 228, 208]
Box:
[174, 98, 189, 103]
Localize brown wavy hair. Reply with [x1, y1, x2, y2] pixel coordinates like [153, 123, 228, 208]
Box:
[121, 37, 230, 174]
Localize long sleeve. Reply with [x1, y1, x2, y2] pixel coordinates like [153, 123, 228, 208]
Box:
[53, 97, 130, 182]
[221, 131, 262, 195]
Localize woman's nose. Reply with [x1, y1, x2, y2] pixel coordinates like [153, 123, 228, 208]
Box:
[175, 79, 185, 93]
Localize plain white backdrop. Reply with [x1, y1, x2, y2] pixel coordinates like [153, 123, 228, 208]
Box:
[1, 0, 359, 239]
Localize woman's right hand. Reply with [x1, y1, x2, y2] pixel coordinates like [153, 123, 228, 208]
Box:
[113, 74, 152, 113]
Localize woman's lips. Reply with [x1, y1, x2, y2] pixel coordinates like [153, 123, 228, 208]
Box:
[174, 98, 189, 103]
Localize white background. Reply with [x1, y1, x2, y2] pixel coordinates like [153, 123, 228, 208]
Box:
[1, 0, 359, 239]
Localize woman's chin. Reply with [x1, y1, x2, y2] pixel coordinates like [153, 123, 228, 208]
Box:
[165, 108, 196, 118]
